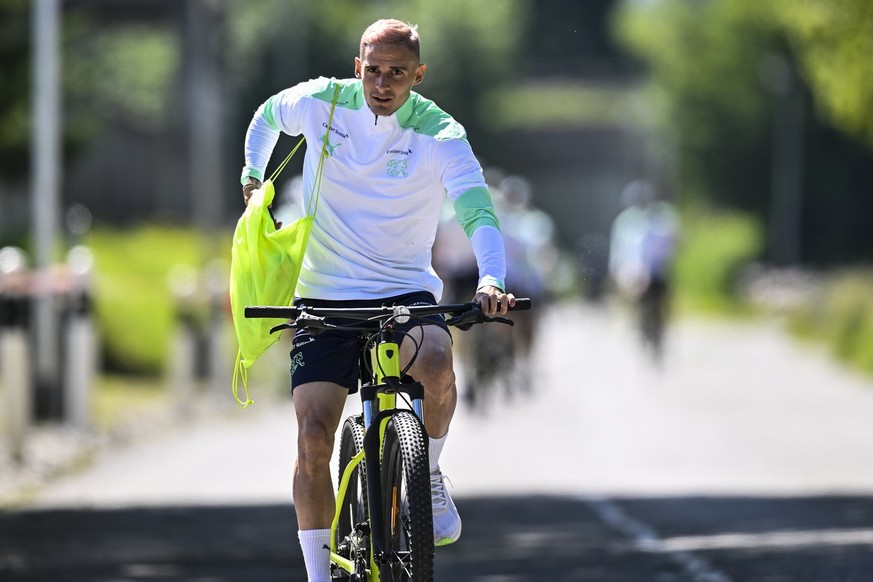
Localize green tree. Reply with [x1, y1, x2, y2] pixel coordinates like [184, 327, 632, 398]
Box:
[0, 0, 33, 181]
[0, 1, 180, 182]
[614, 0, 783, 213]
[613, 0, 873, 265]
[777, 0, 873, 149]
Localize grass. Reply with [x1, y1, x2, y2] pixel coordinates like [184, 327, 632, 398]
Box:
[673, 207, 763, 316]
[86, 224, 229, 375]
[787, 269, 873, 378]
[91, 374, 171, 431]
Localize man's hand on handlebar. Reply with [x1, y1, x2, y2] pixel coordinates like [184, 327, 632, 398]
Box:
[242, 176, 282, 229]
[473, 285, 516, 316]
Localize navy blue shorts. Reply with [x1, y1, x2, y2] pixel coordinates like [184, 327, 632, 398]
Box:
[289, 292, 450, 393]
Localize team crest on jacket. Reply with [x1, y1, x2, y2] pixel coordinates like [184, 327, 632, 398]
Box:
[385, 159, 408, 178]
[319, 133, 341, 157]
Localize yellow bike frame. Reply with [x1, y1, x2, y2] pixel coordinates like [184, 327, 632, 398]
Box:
[329, 333, 409, 580]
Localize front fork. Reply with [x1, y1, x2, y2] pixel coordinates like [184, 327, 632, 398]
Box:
[362, 329, 426, 427]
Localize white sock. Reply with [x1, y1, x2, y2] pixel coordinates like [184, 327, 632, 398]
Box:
[298, 528, 331, 582]
[429, 433, 447, 473]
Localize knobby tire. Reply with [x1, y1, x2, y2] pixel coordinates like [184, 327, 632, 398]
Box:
[379, 411, 434, 581]
[336, 415, 368, 576]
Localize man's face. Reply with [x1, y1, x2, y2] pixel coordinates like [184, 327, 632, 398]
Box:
[355, 42, 426, 117]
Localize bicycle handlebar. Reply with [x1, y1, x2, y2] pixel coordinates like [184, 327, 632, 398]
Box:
[244, 297, 531, 321]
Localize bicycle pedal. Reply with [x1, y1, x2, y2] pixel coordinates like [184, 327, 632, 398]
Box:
[330, 563, 352, 580]
[336, 539, 351, 557]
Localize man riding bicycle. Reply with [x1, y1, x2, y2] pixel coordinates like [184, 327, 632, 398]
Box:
[239, 19, 516, 582]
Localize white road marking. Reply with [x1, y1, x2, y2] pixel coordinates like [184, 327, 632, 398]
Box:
[583, 495, 733, 582]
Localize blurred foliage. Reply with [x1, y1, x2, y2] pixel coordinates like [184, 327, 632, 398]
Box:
[789, 271, 873, 376]
[778, 0, 873, 149]
[614, 0, 783, 213]
[484, 83, 641, 129]
[0, 1, 179, 180]
[65, 23, 178, 132]
[673, 207, 764, 313]
[0, 0, 36, 180]
[614, 0, 873, 265]
[92, 374, 169, 430]
[88, 225, 206, 375]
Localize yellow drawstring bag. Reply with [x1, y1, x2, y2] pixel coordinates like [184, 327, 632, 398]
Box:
[229, 84, 339, 407]
[229, 178, 311, 407]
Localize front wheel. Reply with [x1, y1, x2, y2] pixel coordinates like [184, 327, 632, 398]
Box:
[336, 415, 368, 573]
[379, 411, 434, 581]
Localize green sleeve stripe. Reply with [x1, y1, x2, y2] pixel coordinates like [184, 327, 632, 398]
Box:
[240, 166, 264, 185]
[452, 186, 500, 238]
[478, 276, 505, 291]
[262, 95, 279, 131]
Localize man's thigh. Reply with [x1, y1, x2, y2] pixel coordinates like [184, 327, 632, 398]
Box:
[293, 381, 349, 437]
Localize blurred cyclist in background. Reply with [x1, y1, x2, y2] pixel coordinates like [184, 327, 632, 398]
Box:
[498, 175, 557, 387]
[435, 174, 557, 409]
[609, 179, 680, 364]
[433, 185, 493, 410]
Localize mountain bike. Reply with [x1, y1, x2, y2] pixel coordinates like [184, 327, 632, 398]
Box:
[245, 298, 531, 581]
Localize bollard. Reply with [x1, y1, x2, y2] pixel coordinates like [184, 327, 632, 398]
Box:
[203, 259, 230, 400]
[168, 265, 199, 416]
[0, 247, 32, 464]
[63, 246, 96, 430]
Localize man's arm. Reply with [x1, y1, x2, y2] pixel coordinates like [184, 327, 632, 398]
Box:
[239, 94, 285, 228]
[451, 187, 515, 314]
[240, 98, 282, 191]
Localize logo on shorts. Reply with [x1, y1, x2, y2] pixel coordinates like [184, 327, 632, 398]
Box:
[386, 159, 408, 178]
[290, 352, 305, 376]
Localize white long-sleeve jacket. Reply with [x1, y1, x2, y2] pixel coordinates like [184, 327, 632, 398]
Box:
[241, 76, 506, 301]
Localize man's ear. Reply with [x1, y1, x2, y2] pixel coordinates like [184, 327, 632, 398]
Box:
[354, 57, 362, 78]
[413, 63, 427, 86]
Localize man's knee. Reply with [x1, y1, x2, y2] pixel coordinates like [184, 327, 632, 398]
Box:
[297, 420, 336, 469]
[423, 338, 453, 368]
[415, 338, 454, 383]
[293, 382, 347, 470]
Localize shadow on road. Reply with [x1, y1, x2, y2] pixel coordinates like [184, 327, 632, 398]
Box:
[3, 495, 873, 581]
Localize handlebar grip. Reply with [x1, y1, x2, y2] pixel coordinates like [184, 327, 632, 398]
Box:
[510, 298, 532, 311]
[244, 306, 298, 319]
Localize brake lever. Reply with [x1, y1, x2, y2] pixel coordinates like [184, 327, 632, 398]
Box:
[446, 309, 482, 331]
[269, 322, 295, 335]
[269, 312, 330, 335]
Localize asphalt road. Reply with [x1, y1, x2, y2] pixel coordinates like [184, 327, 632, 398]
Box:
[3, 300, 873, 581]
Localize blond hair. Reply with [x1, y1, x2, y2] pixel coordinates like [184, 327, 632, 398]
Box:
[360, 19, 421, 60]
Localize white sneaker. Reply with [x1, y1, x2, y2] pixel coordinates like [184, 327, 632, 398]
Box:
[431, 469, 462, 546]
